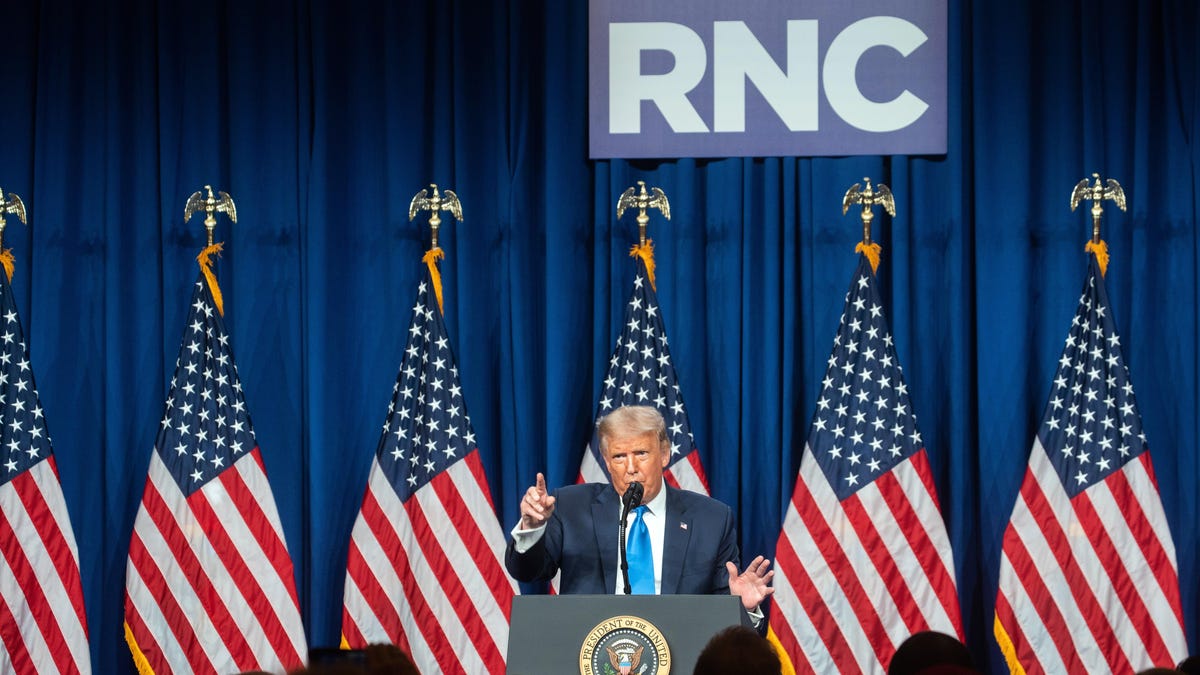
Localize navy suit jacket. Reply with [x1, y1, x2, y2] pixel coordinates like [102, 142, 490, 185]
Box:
[505, 483, 740, 595]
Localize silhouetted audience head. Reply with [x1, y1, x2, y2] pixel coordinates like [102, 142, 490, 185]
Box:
[693, 625, 782, 675]
[288, 643, 420, 675]
[887, 631, 976, 675]
[364, 643, 420, 675]
[1179, 656, 1200, 675]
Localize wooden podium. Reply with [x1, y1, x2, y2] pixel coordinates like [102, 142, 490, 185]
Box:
[506, 594, 752, 674]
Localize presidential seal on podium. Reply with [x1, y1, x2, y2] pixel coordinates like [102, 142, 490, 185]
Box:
[579, 614, 671, 675]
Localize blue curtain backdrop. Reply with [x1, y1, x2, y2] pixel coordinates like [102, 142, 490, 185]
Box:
[0, 0, 1196, 672]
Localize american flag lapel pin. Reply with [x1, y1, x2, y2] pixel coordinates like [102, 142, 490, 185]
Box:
[680, 522, 688, 530]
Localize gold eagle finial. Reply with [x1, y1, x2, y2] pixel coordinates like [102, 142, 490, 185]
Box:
[0, 189, 27, 249]
[409, 184, 463, 249]
[184, 185, 237, 246]
[842, 177, 895, 247]
[617, 180, 670, 247]
[1070, 173, 1126, 243]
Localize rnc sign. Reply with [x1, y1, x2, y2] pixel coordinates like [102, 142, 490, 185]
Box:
[589, 1, 947, 159]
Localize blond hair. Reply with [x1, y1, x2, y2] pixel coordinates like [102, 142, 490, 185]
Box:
[596, 405, 668, 456]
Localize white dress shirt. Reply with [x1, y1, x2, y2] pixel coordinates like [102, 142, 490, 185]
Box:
[509, 486, 668, 595]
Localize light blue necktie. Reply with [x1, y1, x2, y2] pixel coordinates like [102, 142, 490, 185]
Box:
[626, 505, 655, 594]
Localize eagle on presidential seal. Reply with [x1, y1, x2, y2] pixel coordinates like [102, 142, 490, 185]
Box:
[606, 640, 645, 675]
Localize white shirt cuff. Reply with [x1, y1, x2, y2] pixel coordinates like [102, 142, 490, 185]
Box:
[509, 521, 546, 553]
[746, 604, 764, 627]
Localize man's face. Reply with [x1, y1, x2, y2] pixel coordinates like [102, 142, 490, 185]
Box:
[603, 431, 670, 503]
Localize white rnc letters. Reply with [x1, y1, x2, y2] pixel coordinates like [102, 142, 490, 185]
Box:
[823, 17, 930, 132]
[609, 22, 709, 134]
[608, 17, 930, 135]
[713, 21, 817, 133]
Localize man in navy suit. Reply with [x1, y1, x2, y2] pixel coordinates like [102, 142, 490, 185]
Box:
[505, 406, 773, 620]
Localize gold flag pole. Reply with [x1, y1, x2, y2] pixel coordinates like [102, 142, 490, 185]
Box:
[183, 185, 238, 315]
[1070, 173, 1126, 277]
[842, 177, 895, 274]
[0, 189, 27, 281]
[408, 184, 463, 314]
[617, 180, 670, 289]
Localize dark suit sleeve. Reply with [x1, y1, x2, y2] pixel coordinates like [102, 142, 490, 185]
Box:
[709, 503, 739, 595]
[504, 492, 564, 583]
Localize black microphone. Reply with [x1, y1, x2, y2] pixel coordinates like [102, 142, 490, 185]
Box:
[618, 482, 645, 596]
[622, 481, 645, 511]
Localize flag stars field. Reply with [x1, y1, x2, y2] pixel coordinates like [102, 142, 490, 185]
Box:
[342, 265, 516, 673]
[770, 255, 962, 673]
[995, 255, 1187, 673]
[154, 286, 257, 490]
[125, 267, 308, 673]
[0, 268, 91, 673]
[578, 259, 709, 494]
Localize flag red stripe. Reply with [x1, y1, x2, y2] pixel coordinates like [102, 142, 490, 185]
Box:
[188, 483, 304, 668]
[220, 450, 302, 612]
[766, 603, 810, 674]
[463, 450, 500, 511]
[139, 480, 255, 672]
[792, 480, 892, 668]
[840, 488, 925, 638]
[429, 472, 511, 618]
[1019, 476, 1131, 674]
[993, 592, 1037, 670]
[907, 450, 944, 512]
[340, 607, 367, 651]
[772, 531, 861, 674]
[1109, 457, 1184, 625]
[17, 459, 88, 632]
[404, 486, 505, 671]
[682, 451, 709, 491]
[358, 486, 457, 674]
[344, 536, 404, 648]
[662, 471, 681, 490]
[447, 453, 517, 614]
[127, 531, 219, 675]
[1070, 489, 1172, 667]
[123, 595, 172, 675]
[874, 464, 963, 637]
[0, 491, 79, 675]
[1003, 475, 1100, 673]
[0, 592, 35, 675]
[1000, 528, 1083, 673]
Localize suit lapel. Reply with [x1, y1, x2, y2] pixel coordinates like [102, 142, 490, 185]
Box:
[592, 488, 619, 594]
[660, 487, 691, 595]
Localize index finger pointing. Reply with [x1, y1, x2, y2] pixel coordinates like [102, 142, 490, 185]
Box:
[535, 472, 547, 494]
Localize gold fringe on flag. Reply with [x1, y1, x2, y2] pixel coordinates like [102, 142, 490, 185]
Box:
[1084, 237, 1108, 277]
[629, 240, 657, 290]
[994, 614, 1028, 675]
[124, 622, 157, 675]
[765, 626, 798, 675]
[0, 249, 13, 283]
[423, 246, 445, 314]
[197, 243, 226, 316]
[855, 241, 882, 274]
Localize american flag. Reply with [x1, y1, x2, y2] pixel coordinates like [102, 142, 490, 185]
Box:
[769, 256, 962, 673]
[124, 273, 308, 673]
[0, 271, 91, 674]
[994, 254, 1186, 673]
[342, 265, 516, 673]
[578, 256, 708, 492]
